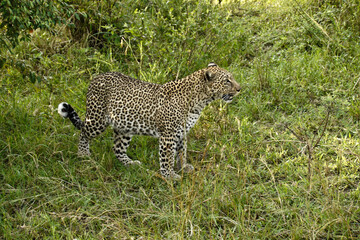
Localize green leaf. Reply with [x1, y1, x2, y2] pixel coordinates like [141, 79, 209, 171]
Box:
[29, 72, 36, 84]
[0, 57, 6, 68]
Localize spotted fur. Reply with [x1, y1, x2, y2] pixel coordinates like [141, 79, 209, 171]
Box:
[58, 63, 241, 180]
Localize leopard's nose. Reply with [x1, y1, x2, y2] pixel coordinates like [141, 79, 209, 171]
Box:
[234, 82, 241, 92]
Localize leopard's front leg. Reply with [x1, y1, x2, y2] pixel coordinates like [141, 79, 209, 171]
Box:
[175, 136, 194, 173]
[159, 134, 181, 180]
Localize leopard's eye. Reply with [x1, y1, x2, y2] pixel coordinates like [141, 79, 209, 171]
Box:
[225, 79, 232, 85]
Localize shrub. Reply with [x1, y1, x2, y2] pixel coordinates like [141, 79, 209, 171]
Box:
[0, 0, 74, 48]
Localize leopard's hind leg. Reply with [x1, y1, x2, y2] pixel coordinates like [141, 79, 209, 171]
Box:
[78, 117, 108, 156]
[78, 93, 108, 156]
[113, 130, 141, 165]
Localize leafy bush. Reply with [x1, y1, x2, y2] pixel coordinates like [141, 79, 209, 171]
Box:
[0, 0, 74, 48]
[67, 0, 248, 79]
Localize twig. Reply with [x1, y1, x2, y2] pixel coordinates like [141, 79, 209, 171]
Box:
[313, 109, 330, 148]
[284, 107, 331, 185]
[284, 124, 304, 142]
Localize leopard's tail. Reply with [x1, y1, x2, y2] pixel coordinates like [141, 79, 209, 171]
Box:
[58, 102, 84, 130]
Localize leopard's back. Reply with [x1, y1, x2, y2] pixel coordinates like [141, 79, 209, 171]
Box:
[87, 72, 161, 136]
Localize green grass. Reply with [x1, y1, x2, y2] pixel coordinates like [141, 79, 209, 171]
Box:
[1, 0, 360, 239]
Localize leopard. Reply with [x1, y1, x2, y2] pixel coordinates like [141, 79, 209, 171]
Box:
[58, 62, 241, 180]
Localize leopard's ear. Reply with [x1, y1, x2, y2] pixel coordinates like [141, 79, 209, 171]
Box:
[205, 70, 215, 81]
[207, 62, 218, 68]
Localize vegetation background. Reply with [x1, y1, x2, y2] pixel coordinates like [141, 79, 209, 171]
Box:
[1, 0, 359, 238]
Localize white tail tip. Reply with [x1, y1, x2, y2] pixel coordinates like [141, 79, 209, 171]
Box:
[58, 102, 69, 118]
[207, 62, 218, 67]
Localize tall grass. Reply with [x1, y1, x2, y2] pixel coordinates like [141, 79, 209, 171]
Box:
[1, 0, 360, 238]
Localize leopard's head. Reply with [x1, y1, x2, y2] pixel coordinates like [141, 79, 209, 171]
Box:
[203, 62, 241, 103]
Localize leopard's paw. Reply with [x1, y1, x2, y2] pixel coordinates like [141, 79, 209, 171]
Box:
[128, 160, 141, 165]
[169, 172, 182, 181]
[182, 164, 194, 173]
